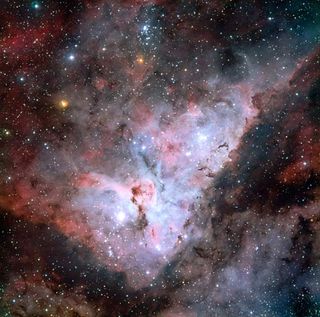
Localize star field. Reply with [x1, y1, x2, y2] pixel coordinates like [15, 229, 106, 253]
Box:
[0, 1, 320, 316]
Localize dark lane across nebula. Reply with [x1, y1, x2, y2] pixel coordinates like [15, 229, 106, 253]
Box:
[0, 1, 320, 316]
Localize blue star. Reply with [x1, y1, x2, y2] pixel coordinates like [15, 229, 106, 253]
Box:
[31, 1, 40, 9]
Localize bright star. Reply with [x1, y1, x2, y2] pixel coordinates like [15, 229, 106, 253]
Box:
[116, 211, 126, 222]
[58, 99, 69, 110]
[31, 1, 40, 9]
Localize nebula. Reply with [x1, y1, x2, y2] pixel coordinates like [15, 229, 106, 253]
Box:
[0, 1, 320, 316]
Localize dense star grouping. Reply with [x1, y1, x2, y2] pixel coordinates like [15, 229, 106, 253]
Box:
[0, 0, 320, 316]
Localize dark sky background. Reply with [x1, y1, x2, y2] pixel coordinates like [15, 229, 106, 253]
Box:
[0, 0, 320, 316]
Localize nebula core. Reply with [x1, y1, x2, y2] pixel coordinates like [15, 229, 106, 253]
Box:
[1, 1, 320, 316]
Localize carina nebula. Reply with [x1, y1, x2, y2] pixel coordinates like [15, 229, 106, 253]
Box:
[0, 1, 320, 316]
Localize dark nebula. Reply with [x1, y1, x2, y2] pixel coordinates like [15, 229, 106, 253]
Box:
[0, 1, 320, 316]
